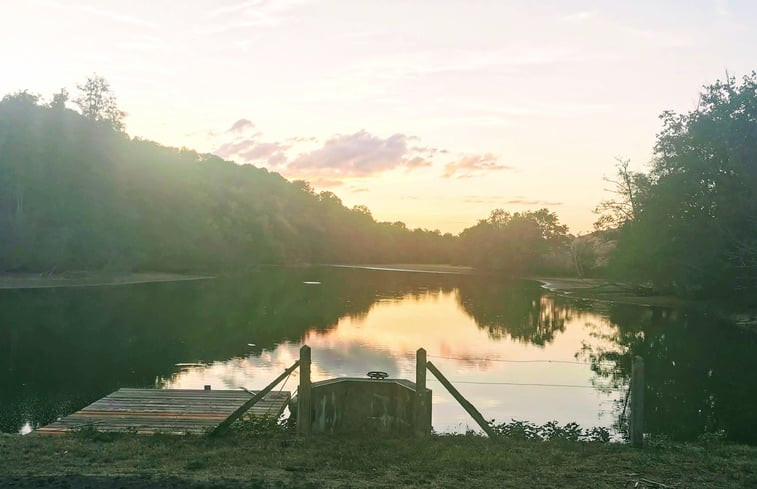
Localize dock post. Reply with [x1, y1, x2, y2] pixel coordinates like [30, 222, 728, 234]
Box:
[631, 355, 645, 448]
[414, 348, 430, 437]
[297, 345, 312, 436]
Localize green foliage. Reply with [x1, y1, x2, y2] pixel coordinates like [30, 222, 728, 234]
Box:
[605, 73, 757, 304]
[489, 419, 610, 443]
[458, 208, 570, 275]
[73, 75, 126, 131]
[0, 87, 455, 272]
[229, 414, 293, 435]
[0, 78, 570, 275]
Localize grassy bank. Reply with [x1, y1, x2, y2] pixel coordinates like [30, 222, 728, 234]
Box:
[1, 432, 756, 488]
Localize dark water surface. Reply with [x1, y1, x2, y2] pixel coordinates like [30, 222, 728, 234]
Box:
[2, 267, 756, 443]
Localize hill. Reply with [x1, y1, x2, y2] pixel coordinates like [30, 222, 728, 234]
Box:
[0, 93, 453, 273]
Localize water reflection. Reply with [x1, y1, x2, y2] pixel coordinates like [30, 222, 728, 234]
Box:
[581, 304, 757, 444]
[164, 287, 620, 432]
[1, 267, 755, 443]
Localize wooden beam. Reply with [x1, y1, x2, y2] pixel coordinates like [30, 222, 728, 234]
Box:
[414, 348, 430, 437]
[631, 355, 645, 448]
[297, 345, 312, 436]
[212, 360, 300, 434]
[426, 360, 497, 439]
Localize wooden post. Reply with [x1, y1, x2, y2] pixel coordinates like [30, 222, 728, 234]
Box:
[414, 348, 430, 437]
[212, 360, 300, 434]
[297, 345, 312, 436]
[426, 361, 497, 439]
[631, 355, 645, 448]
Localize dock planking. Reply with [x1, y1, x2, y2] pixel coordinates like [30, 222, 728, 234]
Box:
[36, 388, 291, 435]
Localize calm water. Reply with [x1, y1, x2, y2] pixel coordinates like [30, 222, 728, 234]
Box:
[2, 267, 756, 443]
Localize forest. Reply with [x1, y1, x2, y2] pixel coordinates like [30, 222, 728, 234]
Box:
[1, 73, 755, 306]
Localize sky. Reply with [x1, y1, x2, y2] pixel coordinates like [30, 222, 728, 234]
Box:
[2, 0, 756, 234]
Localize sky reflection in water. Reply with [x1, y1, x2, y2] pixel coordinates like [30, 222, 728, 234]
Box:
[164, 287, 622, 433]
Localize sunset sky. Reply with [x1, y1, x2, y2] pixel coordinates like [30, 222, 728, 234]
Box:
[2, 0, 756, 233]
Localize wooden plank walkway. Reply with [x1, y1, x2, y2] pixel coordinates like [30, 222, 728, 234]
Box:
[36, 388, 291, 435]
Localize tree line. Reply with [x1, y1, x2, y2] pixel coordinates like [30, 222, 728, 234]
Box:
[4, 72, 753, 307]
[0, 76, 570, 274]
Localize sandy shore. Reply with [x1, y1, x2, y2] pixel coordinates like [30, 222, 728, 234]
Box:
[0, 272, 215, 289]
[529, 276, 690, 308]
[331, 264, 476, 274]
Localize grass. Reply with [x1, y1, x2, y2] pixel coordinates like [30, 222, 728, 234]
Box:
[2, 431, 756, 488]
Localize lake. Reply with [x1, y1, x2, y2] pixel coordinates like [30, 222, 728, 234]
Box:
[2, 266, 756, 443]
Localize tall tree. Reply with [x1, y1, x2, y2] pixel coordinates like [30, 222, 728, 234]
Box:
[593, 158, 650, 231]
[73, 75, 125, 131]
[608, 72, 757, 302]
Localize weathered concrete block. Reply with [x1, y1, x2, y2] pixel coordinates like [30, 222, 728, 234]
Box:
[307, 378, 431, 435]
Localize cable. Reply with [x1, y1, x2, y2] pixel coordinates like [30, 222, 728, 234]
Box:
[263, 369, 294, 417]
[426, 378, 625, 390]
[425, 354, 616, 366]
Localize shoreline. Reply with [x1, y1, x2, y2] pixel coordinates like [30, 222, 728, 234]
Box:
[0, 272, 215, 290]
[329, 263, 476, 275]
[529, 276, 691, 308]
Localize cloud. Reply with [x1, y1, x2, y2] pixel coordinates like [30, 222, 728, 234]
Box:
[504, 198, 563, 206]
[405, 156, 433, 169]
[463, 196, 563, 206]
[228, 118, 255, 133]
[240, 141, 285, 160]
[411, 145, 450, 157]
[78, 5, 156, 27]
[267, 152, 287, 166]
[117, 35, 167, 51]
[214, 139, 256, 158]
[287, 130, 431, 177]
[201, 0, 312, 33]
[286, 136, 318, 143]
[561, 11, 597, 22]
[443, 153, 512, 178]
[211, 120, 509, 186]
[213, 135, 290, 165]
[558, 10, 691, 48]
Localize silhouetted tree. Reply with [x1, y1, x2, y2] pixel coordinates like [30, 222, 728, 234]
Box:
[607, 72, 757, 303]
[73, 75, 125, 131]
[593, 158, 650, 231]
[48, 88, 68, 110]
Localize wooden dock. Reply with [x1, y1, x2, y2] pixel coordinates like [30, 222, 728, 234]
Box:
[36, 388, 291, 435]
